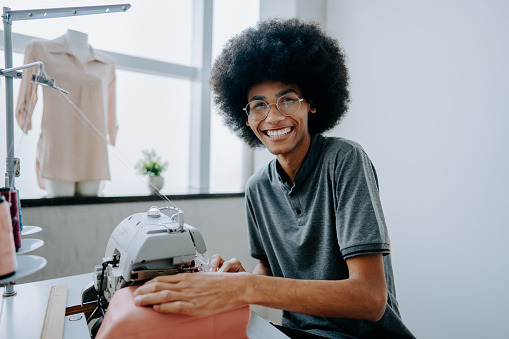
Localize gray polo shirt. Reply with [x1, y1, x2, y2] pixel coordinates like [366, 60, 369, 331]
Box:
[245, 134, 414, 338]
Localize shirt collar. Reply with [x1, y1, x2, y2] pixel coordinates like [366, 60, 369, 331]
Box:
[294, 134, 324, 185]
[46, 35, 109, 64]
[275, 134, 324, 191]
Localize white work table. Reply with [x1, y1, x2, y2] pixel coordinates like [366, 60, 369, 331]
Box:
[0, 273, 287, 339]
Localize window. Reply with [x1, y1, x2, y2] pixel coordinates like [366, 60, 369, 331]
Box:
[0, 0, 260, 199]
[104, 70, 191, 197]
[210, 0, 259, 193]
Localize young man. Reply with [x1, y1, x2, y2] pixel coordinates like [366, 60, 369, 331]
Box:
[134, 18, 414, 338]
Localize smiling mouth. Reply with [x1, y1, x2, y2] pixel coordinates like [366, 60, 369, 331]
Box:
[264, 127, 293, 139]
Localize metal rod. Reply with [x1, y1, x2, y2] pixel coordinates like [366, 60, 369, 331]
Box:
[3, 7, 15, 188]
[1, 61, 45, 75]
[4, 4, 131, 23]
[0, 9, 17, 291]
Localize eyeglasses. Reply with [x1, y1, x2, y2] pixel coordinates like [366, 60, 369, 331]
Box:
[244, 93, 304, 121]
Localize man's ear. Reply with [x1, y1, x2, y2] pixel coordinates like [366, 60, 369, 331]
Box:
[308, 102, 317, 114]
[246, 120, 250, 127]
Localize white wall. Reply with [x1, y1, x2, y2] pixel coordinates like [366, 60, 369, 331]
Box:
[327, 1, 509, 338]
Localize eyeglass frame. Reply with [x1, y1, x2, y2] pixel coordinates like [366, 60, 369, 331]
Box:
[243, 93, 305, 121]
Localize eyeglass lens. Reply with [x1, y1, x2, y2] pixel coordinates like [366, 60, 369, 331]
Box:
[246, 94, 302, 121]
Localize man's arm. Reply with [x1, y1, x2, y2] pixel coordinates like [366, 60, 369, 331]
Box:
[247, 253, 387, 322]
[134, 253, 387, 322]
[252, 259, 272, 276]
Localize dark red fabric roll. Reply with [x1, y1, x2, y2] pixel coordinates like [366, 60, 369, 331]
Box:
[0, 188, 21, 251]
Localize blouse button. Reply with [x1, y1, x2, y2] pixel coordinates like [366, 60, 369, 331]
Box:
[296, 209, 302, 214]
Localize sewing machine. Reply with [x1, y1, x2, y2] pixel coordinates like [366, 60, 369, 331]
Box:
[81, 205, 208, 312]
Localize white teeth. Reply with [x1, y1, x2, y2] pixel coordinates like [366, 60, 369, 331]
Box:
[266, 127, 291, 138]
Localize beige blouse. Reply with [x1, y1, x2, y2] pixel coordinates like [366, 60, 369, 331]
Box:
[16, 36, 117, 188]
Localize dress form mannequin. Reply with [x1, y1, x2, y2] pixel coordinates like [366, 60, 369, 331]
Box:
[16, 29, 117, 199]
[44, 29, 100, 197]
[64, 29, 91, 63]
[43, 179, 101, 198]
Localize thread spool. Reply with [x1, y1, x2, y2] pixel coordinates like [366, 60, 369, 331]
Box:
[0, 195, 17, 279]
[0, 189, 21, 251]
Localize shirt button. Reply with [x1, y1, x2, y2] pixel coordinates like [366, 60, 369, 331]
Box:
[296, 209, 302, 214]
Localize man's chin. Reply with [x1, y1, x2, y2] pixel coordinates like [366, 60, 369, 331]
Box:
[264, 144, 288, 156]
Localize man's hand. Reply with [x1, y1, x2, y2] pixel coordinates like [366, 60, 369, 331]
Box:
[133, 272, 249, 317]
[209, 254, 246, 272]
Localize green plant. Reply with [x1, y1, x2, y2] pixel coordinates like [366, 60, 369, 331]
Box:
[136, 149, 168, 176]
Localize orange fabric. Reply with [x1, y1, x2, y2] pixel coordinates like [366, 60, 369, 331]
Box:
[95, 286, 250, 339]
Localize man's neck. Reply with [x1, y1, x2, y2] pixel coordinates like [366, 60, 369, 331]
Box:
[275, 135, 312, 185]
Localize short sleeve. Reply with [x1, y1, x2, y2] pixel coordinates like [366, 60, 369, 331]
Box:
[335, 147, 391, 259]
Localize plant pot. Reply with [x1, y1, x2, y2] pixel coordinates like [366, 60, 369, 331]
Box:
[148, 175, 164, 194]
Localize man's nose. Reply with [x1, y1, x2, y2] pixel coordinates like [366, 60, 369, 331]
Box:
[264, 103, 284, 124]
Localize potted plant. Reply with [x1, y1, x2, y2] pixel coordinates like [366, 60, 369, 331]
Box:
[135, 149, 168, 193]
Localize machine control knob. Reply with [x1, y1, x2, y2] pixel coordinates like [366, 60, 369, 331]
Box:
[147, 206, 161, 217]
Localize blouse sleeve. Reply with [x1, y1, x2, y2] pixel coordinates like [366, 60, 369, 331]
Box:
[15, 42, 39, 133]
[107, 64, 117, 146]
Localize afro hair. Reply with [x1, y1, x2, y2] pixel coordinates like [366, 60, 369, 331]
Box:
[210, 18, 350, 148]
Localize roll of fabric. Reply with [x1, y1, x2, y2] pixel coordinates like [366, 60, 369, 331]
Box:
[0, 189, 21, 250]
[96, 285, 250, 339]
[0, 195, 17, 279]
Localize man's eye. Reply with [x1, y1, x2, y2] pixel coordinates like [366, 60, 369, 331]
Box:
[281, 97, 297, 104]
[281, 94, 298, 101]
[252, 102, 266, 110]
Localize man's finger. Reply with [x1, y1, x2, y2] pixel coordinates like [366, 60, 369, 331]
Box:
[133, 289, 184, 306]
[218, 261, 231, 272]
[209, 254, 224, 271]
[210, 254, 224, 272]
[134, 281, 180, 296]
[153, 301, 196, 316]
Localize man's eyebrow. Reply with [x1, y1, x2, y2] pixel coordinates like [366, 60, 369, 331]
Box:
[249, 95, 266, 101]
[276, 88, 298, 97]
[249, 88, 299, 102]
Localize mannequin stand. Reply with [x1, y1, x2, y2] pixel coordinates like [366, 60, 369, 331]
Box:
[44, 180, 101, 197]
